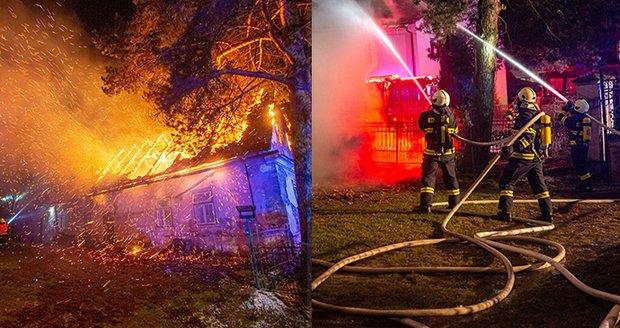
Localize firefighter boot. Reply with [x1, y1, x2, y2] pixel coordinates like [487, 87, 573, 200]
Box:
[417, 205, 432, 213]
[447, 195, 460, 209]
[540, 214, 554, 223]
[539, 199, 553, 223]
[418, 192, 433, 213]
[495, 210, 512, 222]
[576, 179, 592, 193]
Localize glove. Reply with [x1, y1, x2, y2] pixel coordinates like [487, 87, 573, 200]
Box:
[562, 100, 574, 112]
[501, 145, 513, 159]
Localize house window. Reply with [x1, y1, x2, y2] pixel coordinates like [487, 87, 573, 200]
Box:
[156, 199, 173, 227]
[192, 190, 217, 225]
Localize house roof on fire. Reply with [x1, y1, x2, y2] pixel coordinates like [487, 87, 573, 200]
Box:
[91, 105, 290, 196]
[167, 107, 275, 171]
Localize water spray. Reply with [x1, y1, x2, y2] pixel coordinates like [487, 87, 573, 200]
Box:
[7, 199, 35, 224]
[457, 24, 620, 138]
[349, 1, 432, 105]
[368, 20, 433, 105]
[456, 24, 568, 103]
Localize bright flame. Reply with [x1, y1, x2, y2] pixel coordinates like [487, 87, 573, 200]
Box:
[129, 245, 142, 255]
[456, 24, 568, 102]
[268, 103, 276, 125]
[97, 133, 197, 182]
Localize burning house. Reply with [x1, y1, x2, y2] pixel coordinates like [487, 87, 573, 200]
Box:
[8, 106, 299, 255]
[359, 25, 508, 174]
[83, 106, 299, 254]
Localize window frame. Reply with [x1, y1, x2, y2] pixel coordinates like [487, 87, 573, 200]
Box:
[155, 199, 174, 227]
[191, 190, 218, 225]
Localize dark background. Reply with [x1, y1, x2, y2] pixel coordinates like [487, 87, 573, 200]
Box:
[65, 0, 135, 32]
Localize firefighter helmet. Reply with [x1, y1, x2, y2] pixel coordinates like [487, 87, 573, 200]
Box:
[574, 99, 589, 113]
[432, 89, 450, 107]
[517, 87, 536, 103]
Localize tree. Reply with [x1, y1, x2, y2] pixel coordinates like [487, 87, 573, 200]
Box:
[470, 0, 502, 170]
[499, 0, 620, 69]
[96, 0, 312, 313]
[418, 0, 502, 172]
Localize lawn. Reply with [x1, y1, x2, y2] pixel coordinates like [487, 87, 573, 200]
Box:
[0, 244, 306, 328]
[312, 166, 620, 328]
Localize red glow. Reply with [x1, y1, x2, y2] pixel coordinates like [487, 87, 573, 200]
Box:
[353, 76, 438, 183]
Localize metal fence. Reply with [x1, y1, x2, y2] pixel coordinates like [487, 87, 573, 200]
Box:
[364, 122, 426, 168]
[489, 118, 569, 157]
[364, 112, 570, 168]
[245, 223, 304, 307]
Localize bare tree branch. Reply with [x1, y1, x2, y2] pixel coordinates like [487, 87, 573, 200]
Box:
[216, 37, 272, 67]
[212, 68, 289, 85]
[261, 0, 293, 64]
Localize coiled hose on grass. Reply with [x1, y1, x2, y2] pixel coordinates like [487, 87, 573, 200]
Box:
[312, 111, 620, 327]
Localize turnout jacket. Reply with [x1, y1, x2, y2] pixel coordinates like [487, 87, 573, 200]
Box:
[511, 102, 543, 161]
[418, 106, 458, 156]
[558, 111, 591, 146]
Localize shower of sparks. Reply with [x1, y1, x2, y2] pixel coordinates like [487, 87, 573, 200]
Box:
[0, 1, 170, 193]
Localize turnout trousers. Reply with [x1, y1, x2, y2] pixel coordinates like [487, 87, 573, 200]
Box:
[420, 153, 460, 208]
[571, 145, 591, 188]
[499, 158, 552, 218]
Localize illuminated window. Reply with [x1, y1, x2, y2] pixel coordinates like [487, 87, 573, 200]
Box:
[156, 199, 173, 227]
[192, 190, 217, 225]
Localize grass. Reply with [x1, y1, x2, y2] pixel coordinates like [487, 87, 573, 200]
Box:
[0, 245, 307, 328]
[312, 166, 620, 328]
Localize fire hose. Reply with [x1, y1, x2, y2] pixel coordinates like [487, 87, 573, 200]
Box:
[587, 114, 620, 137]
[451, 132, 510, 146]
[312, 112, 620, 327]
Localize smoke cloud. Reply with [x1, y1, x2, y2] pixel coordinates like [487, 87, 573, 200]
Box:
[0, 1, 168, 197]
[312, 0, 385, 186]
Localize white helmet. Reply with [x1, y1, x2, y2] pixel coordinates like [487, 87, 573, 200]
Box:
[574, 99, 589, 113]
[517, 87, 536, 103]
[432, 89, 450, 107]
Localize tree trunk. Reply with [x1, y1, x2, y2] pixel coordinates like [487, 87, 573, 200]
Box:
[469, 0, 501, 173]
[289, 61, 312, 320]
[438, 35, 474, 108]
[281, 2, 311, 320]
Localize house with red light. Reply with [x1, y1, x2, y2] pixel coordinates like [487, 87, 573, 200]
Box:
[362, 24, 509, 170]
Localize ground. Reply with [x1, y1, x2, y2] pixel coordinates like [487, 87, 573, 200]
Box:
[0, 245, 307, 328]
[312, 162, 620, 328]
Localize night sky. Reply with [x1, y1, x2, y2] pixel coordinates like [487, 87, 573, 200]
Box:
[65, 0, 135, 32]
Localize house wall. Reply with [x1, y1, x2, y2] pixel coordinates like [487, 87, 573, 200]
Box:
[575, 82, 605, 163]
[89, 153, 296, 255]
[369, 24, 509, 105]
[274, 157, 300, 246]
[245, 154, 298, 247]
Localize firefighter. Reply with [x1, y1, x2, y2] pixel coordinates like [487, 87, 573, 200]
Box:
[497, 87, 553, 222]
[559, 99, 592, 192]
[417, 89, 460, 213]
[0, 217, 8, 246]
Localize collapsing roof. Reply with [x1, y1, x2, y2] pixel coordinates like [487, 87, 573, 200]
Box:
[92, 104, 292, 195]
